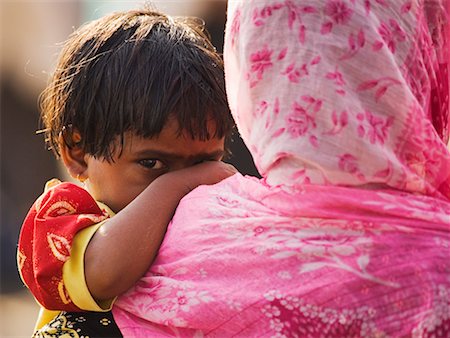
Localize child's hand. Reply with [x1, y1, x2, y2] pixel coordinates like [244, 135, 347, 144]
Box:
[189, 160, 238, 187]
[164, 161, 238, 193]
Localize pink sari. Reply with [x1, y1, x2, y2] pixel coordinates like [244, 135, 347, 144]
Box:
[113, 0, 450, 336]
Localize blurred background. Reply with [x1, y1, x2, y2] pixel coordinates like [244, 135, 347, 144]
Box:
[0, 1, 259, 336]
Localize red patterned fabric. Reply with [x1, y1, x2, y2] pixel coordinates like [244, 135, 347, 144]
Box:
[17, 182, 109, 311]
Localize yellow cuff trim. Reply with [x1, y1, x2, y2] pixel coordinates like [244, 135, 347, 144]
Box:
[63, 220, 115, 311]
[62, 201, 116, 311]
[35, 308, 60, 331]
[96, 201, 115, 218]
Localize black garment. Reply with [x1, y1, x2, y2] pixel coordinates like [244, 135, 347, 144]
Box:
[33, 311, 122, 338]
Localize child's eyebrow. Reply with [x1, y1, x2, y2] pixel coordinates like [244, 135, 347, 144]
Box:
[134, 149, 225, 160]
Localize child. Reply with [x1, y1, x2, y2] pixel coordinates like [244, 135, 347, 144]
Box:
[17, 9, 236, 337]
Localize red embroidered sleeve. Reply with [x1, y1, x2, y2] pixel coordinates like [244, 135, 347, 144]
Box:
[17, 182, 109, 311]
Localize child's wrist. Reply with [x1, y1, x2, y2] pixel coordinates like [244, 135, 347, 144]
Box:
[154, 171, 195, 195]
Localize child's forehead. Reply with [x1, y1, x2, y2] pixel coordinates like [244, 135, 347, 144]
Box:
[117, 126, 225, 160]
[133, 117, 220, 141]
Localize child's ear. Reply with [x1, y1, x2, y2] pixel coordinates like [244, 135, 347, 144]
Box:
[59, 129, 88, 182]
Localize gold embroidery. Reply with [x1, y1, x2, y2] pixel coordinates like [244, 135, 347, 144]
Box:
[47, 233, 71, 262]
[99, 318, 111, 326]
[57, 280, 72, 305]
[33, 313, 79, 338]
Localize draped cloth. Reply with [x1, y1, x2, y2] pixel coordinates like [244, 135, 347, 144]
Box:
[113, 1, 450, 336]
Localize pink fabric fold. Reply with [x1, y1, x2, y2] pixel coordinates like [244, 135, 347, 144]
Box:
[113, 1, 450, 336]
[225, 0, 450, 197]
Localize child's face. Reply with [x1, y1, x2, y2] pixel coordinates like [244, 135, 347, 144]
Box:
[83, 119, 225, 213]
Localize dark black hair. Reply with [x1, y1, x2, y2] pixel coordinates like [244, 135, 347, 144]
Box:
[40, 9, 234, 160]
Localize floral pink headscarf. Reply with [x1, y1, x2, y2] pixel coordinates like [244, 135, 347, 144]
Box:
[113, 1, 450, 336]
[225, 0, 450, 198]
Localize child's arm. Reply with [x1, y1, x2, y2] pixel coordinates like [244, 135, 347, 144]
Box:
[84, 161, 236, 302]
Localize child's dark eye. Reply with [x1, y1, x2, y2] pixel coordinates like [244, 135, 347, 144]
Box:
[138, 159, 165, 170]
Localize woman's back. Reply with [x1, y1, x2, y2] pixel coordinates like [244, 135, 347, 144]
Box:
[115, 175, 449, 336]
[114, 1, 450, 336]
